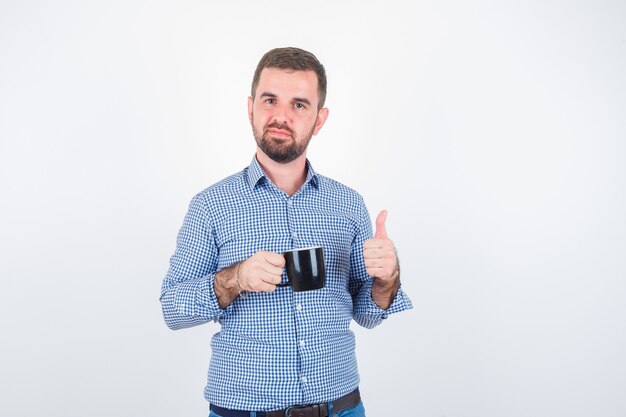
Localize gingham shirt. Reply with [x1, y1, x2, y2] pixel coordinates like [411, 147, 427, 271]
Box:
[160, 157, 412, 411]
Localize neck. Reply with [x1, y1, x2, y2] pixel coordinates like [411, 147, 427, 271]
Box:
[256, 149, 308, 196]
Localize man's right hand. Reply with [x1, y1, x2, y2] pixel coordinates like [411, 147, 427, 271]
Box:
[237, 251, 285, 292]
[214, 251, 285, 308]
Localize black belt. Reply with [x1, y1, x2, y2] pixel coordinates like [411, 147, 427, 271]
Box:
[210, 388, 361, 417]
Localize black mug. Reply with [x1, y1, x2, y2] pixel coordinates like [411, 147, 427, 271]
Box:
[279, 246, 326, 292]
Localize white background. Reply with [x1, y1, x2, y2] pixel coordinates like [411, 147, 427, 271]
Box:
[1, 1, 625, 416]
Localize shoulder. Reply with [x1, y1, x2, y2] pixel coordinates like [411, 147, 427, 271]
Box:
[314, 174, 368, 213]
[189, 168, 249, 212]
[201, 170, 246, 195]
[317, 174, 364, 200]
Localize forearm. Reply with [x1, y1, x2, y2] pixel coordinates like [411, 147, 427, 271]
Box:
[371, 264, 400, 310]
[214, 263, 241, 309]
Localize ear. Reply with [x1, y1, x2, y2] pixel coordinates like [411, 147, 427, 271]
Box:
[312, 107, 329, 135]
[247, 96, 254, 124]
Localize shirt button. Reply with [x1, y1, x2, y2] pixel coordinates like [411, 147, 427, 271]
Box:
[301, 376, 308, 384]
[292, 232, 298, 239]
[296, 304, 302, 311]
[300, 340, 306, 348]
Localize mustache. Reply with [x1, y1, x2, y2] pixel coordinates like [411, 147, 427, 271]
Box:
[265, 122, 294, 136]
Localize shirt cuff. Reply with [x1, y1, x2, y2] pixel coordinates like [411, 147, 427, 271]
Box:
[353, 279, 413, 328]
[174, 273, 229, 322]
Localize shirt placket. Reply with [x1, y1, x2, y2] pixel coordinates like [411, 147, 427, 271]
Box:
[285, 193, 314, 399]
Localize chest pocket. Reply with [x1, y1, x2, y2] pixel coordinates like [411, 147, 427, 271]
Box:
[297, 215, 357, 279]
[295, 212, 355, 247]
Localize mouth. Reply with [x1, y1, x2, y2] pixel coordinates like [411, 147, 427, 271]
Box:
[267, 127, 293, 139]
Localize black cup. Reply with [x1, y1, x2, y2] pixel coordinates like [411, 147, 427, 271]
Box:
[279, 246, 326, 292]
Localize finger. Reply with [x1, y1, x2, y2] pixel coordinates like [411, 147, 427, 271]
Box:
[265, 252, 286, 267]
[364, 247, 385, 259]
[364, 238, 389, 250]
[252, 281, 278, 293]
[365, 257, 395, 268]
[262, 264, 284, 277]
[365, 266, 385, 278]
[374, 210, 389, 239]
[364, 258, 384, 268]
[363, 239, 380, 250]
[260, 272, 282, 285]
[364, 239, 395, 254]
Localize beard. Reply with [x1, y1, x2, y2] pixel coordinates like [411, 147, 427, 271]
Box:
[252, 117, 315, 164]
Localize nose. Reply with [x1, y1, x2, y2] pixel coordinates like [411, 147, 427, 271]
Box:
[272, 103, 290, 125]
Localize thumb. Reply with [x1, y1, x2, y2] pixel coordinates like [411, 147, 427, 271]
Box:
[374, 210, 389, 239]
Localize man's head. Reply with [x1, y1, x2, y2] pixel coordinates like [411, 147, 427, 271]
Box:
[248, 47, 329, 164]
[251, 47, 327, 111]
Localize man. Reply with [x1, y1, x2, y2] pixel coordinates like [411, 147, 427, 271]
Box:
[160, 47, 412, 417]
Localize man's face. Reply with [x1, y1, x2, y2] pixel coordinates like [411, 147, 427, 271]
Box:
[248, 68, 328, 164]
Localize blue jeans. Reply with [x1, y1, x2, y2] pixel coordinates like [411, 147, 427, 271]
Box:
[335, 400, 366, 417]
[209, 401, 366, 417]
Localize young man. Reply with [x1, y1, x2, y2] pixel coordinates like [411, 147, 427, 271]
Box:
[160, 47, 412, 417]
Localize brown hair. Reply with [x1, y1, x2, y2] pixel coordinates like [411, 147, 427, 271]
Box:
[251, 47, 327, 110]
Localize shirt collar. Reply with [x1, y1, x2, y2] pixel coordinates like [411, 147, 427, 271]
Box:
[247, 156, 320, 190]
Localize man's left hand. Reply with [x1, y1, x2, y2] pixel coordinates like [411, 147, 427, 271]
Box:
[364, 210, 399, 283]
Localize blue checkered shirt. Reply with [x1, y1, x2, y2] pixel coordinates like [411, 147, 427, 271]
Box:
[160, 157, 412, 411]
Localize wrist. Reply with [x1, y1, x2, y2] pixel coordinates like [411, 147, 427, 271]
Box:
[373, 275, 399, 292]
[373, 262, 400, 288]
[371, 263, 400, 310]
[235, 261, 248, 298]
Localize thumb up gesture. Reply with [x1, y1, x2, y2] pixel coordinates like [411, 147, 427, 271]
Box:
[364, 210, 399, 285]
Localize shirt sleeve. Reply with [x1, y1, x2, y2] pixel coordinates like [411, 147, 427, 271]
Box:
[349, 198, 413, 329]
[159, 193, 229, 330]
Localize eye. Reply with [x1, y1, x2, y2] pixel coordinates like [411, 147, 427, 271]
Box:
[294, 102, 305, 109]
[265, 98, 276, 105]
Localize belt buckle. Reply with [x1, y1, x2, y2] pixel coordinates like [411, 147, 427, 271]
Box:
[284, 404, 308, 417]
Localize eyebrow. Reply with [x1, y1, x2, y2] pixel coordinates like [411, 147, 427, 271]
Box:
[293, 97, 311, 106]
[259, 92, 311, 106]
